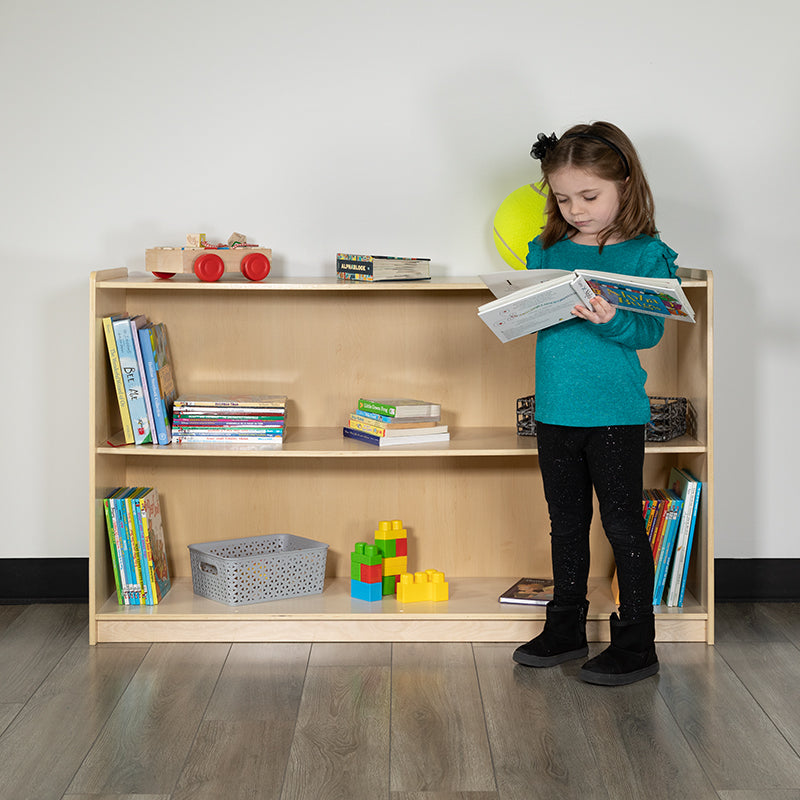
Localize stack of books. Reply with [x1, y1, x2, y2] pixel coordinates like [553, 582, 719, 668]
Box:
[103, 487, 171, 606]
[343, 398, 449, 446]
[171, 395, 288, 444]
[644, 467, 702, 606]
[102, 314, 176, 445]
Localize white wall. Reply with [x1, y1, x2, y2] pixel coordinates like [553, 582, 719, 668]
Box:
[1, 0, 797, 559]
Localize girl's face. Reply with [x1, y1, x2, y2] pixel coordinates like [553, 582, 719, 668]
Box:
[548, 166, 623, 245]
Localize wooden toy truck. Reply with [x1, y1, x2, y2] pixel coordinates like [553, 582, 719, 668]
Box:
[145, 245, 272, 282]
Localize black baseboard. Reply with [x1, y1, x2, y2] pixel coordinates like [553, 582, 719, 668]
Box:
[1, 558, 798, 603]
[0, 558, 89, 603]
[715, 558, 800, 602]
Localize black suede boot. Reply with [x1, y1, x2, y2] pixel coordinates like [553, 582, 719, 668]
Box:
[513, 600, 589, 667]
[579, 613, 659, 686]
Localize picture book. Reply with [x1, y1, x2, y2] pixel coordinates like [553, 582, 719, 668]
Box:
[357, 397, 441, 419]
[665, 467, 702, 607]
[137, 487, 171, 603]
[336, 253, 431, 282]
[498, 577, 555, 606]
[343, 426, 450, 446]
[112, 315, 153, 445]
[138, 323, 177, 445]
[102, 314, 134, 443]
[478, 268, 696, 343]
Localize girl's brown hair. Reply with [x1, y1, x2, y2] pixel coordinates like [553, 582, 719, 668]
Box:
[536, 121, 656, 252]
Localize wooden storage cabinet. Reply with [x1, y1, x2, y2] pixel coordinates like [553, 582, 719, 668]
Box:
[89, 269, 714, 645]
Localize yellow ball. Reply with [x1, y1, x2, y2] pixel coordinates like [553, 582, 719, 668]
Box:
[493, 182, 548, 269]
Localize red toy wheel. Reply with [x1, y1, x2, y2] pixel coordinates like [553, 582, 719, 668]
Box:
[152, 271, 175, 280]
[193, 253, 225, 282]
[240, 252, 271, 281]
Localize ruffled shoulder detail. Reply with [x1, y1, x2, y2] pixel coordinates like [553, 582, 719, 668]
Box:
[643, 236, 679, 280]
[525, 235, 544, 271]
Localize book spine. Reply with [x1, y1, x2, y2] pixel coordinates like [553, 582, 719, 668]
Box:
[569, 274, 596, 311]
[343, 426, 381, 445]
[131, 317, 157, 442]
[113, 318, 153, 445]
[102, 317, 134, 444]
[666, 479, 698, 606]
[347, 419, 388, 437]
[102, 497, 124, 605]
[677, 483, 702, 606]
[357, 399, 398, 417]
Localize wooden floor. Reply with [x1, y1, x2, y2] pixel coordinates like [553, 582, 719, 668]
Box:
[0, 603, 799, 800]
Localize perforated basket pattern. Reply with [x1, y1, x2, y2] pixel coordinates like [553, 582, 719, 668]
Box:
[188, 534, 328, 605]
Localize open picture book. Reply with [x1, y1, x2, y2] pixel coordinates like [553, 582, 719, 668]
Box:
[478, 268, 695, 343]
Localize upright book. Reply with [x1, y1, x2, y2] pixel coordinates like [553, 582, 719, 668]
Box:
[665, 467, 702, 607]
[138, 323, 177, 445]
[336, 253, 431, 282]
[112, 315, 153, 445]
[478, 268, 695, 343]
[102, 314, 135, 444]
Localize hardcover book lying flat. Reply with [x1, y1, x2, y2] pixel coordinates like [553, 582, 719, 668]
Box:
[478, 269, 695, 343]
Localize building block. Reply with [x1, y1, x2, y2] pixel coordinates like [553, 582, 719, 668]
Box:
[351, 542, 384, 599]
[360, 562, 382, 583]
[375, 538, 397, 558]
[351, 542, 382, 580]
[382, 574, 400, 595]
[395, 537, 407, 557]
[375, 519, 407, 540]
[382, 556, 407, 577]
[396, 570, 449, 603]
[351, 578, 382, 602]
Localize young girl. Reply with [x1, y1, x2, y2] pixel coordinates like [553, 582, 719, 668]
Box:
[512, 121, 678, 686]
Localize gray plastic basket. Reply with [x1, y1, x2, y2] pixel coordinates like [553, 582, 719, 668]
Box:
[188, 534, 328, 605]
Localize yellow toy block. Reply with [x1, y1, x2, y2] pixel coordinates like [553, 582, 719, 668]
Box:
[382, 555, 407, 577]
[375, 519, 407, 540]
[396, 569, 449, 603]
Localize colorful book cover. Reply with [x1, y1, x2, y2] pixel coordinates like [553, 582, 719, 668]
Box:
[102, 489, 125, 605]
[666, 468, 702, 606]
[102, 314, 134, 443]
[112, 316, 152, 445]
[130, 315, 157, 442]
[138, 323, 177, 446]
[138, 487, 171, 602]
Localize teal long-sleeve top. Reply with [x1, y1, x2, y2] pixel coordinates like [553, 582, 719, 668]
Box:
[525, 234, 679, 427]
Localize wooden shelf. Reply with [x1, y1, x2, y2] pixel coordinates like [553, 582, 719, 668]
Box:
[93, 577, 710, 643]
[89, 268, 714, 645]
[97, 427, 708, 458]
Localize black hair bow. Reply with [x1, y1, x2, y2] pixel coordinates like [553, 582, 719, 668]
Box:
[530, 132, 558, 161]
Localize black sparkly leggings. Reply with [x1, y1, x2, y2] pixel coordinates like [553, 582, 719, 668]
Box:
[537, 422, 654, 621]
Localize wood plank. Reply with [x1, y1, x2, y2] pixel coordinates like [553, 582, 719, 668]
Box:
[67, 643, 229, 795]
[64, 795, 169, 800]
[718, 793, 800, 800]
[657, 643, 800, 790]
[573, 648, 719, 800]
[390, 643, 495, 793]
[714, 602, 797, 643]
[0, 604, 87, 703]
[172, 643, 310, 800]
[715, 640, 800, 755]
[474, 643, 610, 800]
[280, 642, 391, 800]
[0, 636, 148, 800]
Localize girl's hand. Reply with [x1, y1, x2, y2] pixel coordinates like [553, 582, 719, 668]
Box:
[572, 296, 616, 324]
